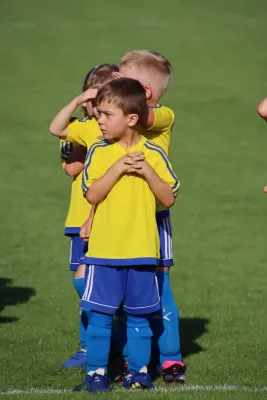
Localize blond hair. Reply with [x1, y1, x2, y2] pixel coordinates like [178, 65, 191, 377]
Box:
[120, 50, 172, 99]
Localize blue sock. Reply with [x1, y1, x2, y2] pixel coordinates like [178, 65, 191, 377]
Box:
[151, 271, 182, 367]
[127, 314, 152, 371]
[73, 277, 88, 350]
[83, 310, 112, 374]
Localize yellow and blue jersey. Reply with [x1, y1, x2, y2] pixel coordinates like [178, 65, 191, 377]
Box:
[138, 105, 175, 212]
[61, 117, 103, 235]
[65, 116, 102, 149]
[60, 140, 91, 235]
[82, 136, 179, 266]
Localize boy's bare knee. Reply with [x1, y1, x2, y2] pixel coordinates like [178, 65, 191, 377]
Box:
[74, 264, 86, 278]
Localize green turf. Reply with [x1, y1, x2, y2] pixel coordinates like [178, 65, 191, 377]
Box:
[0, 0, 267, 399]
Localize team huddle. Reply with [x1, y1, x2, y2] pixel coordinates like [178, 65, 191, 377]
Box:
[49, 50, 185, 392]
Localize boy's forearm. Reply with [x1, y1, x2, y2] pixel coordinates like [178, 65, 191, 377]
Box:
[143, 108, 155, 129]
[49, 98, 79, 138]
[85, 166, 121, 205]
[64, 161, 84, 177]
[64, 146, 87, 176]
[145, 168, 175, 208]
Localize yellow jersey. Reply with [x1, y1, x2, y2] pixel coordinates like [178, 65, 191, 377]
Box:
[60, 140, 91, 235]
[139, 105, 175, 212]
[66, 116, 102, 149]
[82, 136, 179, 266]
[60, 117, 103, 235]
[140, 104, 174, 155]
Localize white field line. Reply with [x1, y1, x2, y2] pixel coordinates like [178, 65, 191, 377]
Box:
[0, 385, 267, 395]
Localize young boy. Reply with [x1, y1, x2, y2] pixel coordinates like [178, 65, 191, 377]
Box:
[115, 50, 185, 383]
[50, 64, 119, 367]
[60, 140, 89, 367]
[73, 78, 179, 392]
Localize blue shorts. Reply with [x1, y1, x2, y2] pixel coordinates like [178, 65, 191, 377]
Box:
[81, 265, 160, 315]
[69, 235, 88, 271]
[156, 210, 174, 267]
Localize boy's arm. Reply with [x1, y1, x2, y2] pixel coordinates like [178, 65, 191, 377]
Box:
[145, 106, 174, 131]
[257, 98, 267, 121]
[127, 151, 179, 208]
[83, 152, 144, 205]
[64, 145, 87, 177]
[128, 161, 176, 208]
[49, 89, 98, 138]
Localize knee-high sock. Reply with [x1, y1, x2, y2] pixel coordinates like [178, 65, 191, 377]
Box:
[83, 309, 112, 374]
[151, 271, 182, 367]
[73, 277, 88, 350]
[126, 314, 152, 371]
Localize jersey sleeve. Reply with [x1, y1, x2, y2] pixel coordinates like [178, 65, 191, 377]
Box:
[148, 106, 175, 132]
[148, 144, 180, 197]
[82, 144, 102, 194]
[65, 118, 87, 146]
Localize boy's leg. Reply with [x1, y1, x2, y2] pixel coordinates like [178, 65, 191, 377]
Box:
[73, 264, 87, 351]
[154, 210, 185, 383]
[126, 314, 152, 372]
[63, 236, 88, 368]
[84, 310, 113, 374]
[122, 266, 160, 389]
[73, 264, 125, 392]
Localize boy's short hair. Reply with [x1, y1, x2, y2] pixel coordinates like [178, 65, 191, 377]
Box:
[82, 64, 119, 117]
[82, 64, 119, 91]
[120, 50, 172, 98]
[96, 78, 148, 125]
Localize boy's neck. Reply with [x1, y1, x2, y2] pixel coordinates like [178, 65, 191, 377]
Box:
[147, 98, 159, 107]
[115, 128, 141, 149]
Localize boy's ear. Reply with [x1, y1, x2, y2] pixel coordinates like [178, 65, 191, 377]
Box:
[128, 114, 139, 127]
[144, 84, 152, 100]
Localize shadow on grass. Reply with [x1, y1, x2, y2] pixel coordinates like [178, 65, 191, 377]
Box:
[108, 316, 209, 381]
[180, 317, 209, 358]
[0, 277, 36, 324]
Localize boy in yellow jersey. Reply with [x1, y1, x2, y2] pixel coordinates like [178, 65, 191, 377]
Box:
[113, 50, 185, 384]
[73, 78, 179, 393]
[50, 64, 119, 368]
[60, 141, 89, 367]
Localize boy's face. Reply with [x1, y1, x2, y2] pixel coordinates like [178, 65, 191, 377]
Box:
[97, 100, 138, 140]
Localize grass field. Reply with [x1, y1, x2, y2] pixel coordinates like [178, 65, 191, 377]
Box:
[1, 0, 267, 398]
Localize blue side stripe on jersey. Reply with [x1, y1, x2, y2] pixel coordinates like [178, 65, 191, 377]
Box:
[146, 140, 168, 157]
[144, 142, 180, 194]
[82, 141, 110, 192]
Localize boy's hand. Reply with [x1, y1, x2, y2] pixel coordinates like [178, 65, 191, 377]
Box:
[127, 159, 153, 178]
[80, 219, 91, 242]
[75, 88, 98, 107]
[111, 152, 144, 175]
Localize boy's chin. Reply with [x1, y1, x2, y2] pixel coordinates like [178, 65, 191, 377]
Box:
[103, 132, 114, 140]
